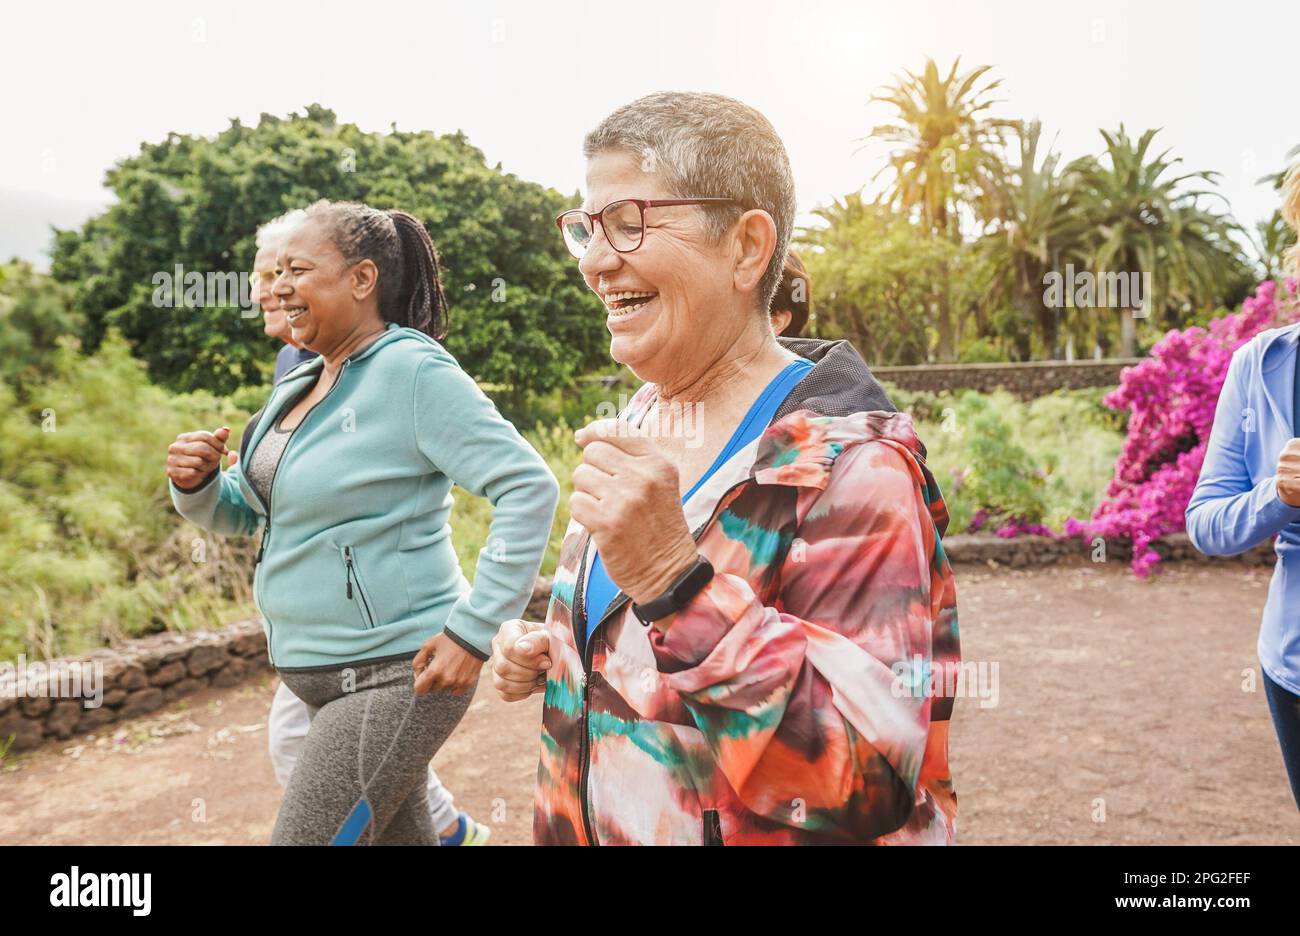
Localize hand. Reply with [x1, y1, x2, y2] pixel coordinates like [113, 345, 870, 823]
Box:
[413, 632, 483, 695]
[571, 418, 699, 606]
[490, 619, 551, 702]
[1278, 438, 1300, 508]
[167, 426, 232, 490]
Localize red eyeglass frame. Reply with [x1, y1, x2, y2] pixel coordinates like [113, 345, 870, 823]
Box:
[554, 197, 740, 256]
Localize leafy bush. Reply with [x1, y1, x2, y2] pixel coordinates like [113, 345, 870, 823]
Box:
[0, 261, 85, 394]
[0, 332, 255, 661]
[898, 387, 1123, 536]
[882, 383, 948, 424]
[502, 367, 637, 429]
[958, 336, 1006, 364]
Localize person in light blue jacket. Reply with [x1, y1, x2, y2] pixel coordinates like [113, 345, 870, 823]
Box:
[164, 201, 560, 844]
[1186, 170, 1300, 807]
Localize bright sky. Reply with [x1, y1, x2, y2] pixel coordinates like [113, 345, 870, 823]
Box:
[5, 0, 1298, 260]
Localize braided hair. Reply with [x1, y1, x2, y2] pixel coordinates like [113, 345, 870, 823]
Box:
[303, 199, 449, 340]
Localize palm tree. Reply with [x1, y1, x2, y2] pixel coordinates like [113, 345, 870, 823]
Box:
[978, 120, 1090, 358]
[1254, 144, 1300, 280]
[867, 58, 1017, 361]
[868, 58, 1017, 238]
[1255, 143, 1300, 192]
[1066, 126, 1246, 356]
[1252, 211, 1297, 282]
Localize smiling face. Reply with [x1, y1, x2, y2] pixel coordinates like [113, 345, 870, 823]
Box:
[253, 243, 290, 341]
[578, 150, 747, 386]
[271, 217, 381, 355]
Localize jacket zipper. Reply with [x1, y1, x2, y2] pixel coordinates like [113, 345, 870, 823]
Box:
[343, 546, 376, 628]
[570, 477, 748, 847]
[252, 360, 351, 664]
[703, 809, 725, 845]
[572, 543, 599, 846]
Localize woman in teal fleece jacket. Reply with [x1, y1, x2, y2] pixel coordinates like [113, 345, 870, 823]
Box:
[165, 201, 559, 844]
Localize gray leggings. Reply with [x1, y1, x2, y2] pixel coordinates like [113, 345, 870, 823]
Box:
[271, 654, 474, 846]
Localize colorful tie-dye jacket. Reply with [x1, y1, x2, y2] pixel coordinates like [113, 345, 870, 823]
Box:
[533, 339, 960, 845]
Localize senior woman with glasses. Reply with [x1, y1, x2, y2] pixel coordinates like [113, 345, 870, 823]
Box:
[490, 91, 961, 845]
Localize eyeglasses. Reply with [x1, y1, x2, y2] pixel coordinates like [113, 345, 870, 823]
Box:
[554, 198, 739, 259]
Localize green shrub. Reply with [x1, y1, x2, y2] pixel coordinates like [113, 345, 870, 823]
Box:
[0, 332, 254, 660]
[0, 261, 85, 394]
[901, 388, 1123, 534]
[958, 337, 1006, 364]
[499, 366, 637, 430]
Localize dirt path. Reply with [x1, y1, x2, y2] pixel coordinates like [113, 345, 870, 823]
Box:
[2, 562, 1297, 845]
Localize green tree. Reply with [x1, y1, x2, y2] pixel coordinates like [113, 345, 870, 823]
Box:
[867, 58, 1017, 360]
[1065, 126, 1250, 356]
[800, 194, 978, 364]
[50, 105, 607, 398]
[977, 121, 1089, 359]
[0, 260, 85, 393]
[1253, 143, 1300, 281]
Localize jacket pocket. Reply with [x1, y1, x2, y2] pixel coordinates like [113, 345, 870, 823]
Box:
[702, 809, 725, 846]
[341, 546, 377, 629]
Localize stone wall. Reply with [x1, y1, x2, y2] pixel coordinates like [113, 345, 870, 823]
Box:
[0, 620, 270, 754]
[873, 358, 1143, 399]
[942, 531, 1277, 568]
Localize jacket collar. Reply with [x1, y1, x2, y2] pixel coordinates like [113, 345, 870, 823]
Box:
[277, 322, 418, 383]
[1258, 322, 1300, 375]
[750, 337, 925, 487]
[240, 324, 430, 480]
[772, 337, 898, 422]
[1251, 322, 1300, 439]
[666, 337, 934, 522]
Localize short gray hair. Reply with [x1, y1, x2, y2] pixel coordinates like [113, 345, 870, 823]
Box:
[583, 92, 796, 312]
[255, 208, 307, 250]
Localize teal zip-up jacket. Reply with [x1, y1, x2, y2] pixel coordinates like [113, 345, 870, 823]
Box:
[169, 323, 560, 669]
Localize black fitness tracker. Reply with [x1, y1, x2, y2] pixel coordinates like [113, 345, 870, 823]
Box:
[631, 555, 715, 625]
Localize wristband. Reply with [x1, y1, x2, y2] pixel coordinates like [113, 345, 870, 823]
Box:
[631, 555, 714, 625]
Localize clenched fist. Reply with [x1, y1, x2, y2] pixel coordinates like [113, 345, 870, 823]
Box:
[167, 426, 232, 492]
[570, 418, 699, 606]
[490, 619, 550, 702]
[1278, 438, 1300, 508]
